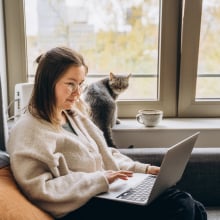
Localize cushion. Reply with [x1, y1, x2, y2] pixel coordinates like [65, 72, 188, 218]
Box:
[0, 150, 9, 168]
[0, 166, 54, 220]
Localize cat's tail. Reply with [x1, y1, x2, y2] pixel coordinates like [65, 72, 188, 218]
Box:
[102, 126, 118, 148]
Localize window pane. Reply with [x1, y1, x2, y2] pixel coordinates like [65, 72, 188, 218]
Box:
[196, 0, 220, 99]
[24, 0, 160, 100]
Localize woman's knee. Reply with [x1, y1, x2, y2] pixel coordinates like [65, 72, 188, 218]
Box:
[165, 188, 207, 220]
[155, 188, 197, 219]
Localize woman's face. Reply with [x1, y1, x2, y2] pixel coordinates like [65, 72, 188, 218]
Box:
[55, 65, 86, 112]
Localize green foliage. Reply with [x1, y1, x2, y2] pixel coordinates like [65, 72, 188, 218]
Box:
[81, 2, 158, 75]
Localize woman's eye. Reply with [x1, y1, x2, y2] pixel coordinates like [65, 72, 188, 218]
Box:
[68, 82, 75, 87]
[65, 82, 77, 91]
[66, 82, 75, 87]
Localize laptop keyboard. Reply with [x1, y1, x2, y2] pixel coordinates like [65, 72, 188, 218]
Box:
[116, 175, 156, 202]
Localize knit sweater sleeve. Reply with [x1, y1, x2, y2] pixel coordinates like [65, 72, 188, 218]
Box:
[109, 148, 149, 173]
[7, 116, 109, 218]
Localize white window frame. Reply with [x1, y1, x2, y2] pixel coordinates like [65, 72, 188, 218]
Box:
[7, 0, 220, 118]
[3, 0, 27, 117]
[118, 0, 179, 118]
[179, 0, 220, 117]
[0, 0, 7, 103]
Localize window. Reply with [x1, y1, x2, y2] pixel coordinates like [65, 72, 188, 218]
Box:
[178, 0, 220, 117]
[196, 0, 220, 99]
[6, 0, 220, 118]
[0, 0, 176, 118]
[25, 0, 160, 101]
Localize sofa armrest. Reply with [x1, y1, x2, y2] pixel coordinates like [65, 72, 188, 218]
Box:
[0, 166, 54, 220]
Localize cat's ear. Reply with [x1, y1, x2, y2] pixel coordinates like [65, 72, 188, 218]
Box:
[109, 72, 115, 80]
[127, 73, 132, 79]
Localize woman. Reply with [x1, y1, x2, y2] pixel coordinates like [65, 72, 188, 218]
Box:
[7, 47, 207, 220]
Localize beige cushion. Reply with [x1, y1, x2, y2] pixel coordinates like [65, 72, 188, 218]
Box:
[0, 166, 54, 220]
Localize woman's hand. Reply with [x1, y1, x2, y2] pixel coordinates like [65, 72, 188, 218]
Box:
[104, 170, 133, 184]
[146, 165, 160, 175]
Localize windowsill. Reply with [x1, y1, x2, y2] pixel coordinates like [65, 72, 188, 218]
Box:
[112, 118, 220, 148]
[113, 118, 220, 130]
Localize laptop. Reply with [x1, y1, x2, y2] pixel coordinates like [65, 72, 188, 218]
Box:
[96, 132, 200, 205]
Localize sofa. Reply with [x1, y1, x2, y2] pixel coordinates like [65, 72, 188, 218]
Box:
[0, 147, 220, 219]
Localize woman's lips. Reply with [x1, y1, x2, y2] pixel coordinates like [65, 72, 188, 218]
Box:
[67, 99, 75, 103]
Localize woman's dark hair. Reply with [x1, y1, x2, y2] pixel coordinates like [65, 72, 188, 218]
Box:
[28, 46, 88, 125]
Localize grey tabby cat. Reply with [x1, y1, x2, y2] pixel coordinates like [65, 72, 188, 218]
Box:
[82, 72, 131, 148]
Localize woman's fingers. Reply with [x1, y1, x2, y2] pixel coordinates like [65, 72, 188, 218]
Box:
[105, 170, 133, 183]
[113, 170, 133, 180]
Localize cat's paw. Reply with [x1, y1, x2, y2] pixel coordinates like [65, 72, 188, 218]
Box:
[116, 119, 121, 124]
[128, 145, 134, 149]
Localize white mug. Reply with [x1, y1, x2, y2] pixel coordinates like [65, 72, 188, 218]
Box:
[136, 109, 163, 127]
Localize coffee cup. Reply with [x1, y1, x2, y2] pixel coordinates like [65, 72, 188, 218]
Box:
[136, 109, 163, 127]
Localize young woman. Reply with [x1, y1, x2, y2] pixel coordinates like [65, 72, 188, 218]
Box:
[7, 47, 207, 220]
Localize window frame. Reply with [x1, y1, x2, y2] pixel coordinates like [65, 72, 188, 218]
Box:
[0, 0, 7, 104]
[6, 0, 219, 118]
[118, 0, 180, 118]
[178, 0, 220, 117]
[3, 0, 27, 117]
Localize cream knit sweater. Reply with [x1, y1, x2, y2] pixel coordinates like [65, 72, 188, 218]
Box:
[7, 109, 148, 218]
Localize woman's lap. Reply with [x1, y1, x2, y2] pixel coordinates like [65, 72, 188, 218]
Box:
[59, 186, 207, 220]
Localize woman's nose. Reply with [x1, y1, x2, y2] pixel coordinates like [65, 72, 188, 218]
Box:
[71, 86, 81, 96]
